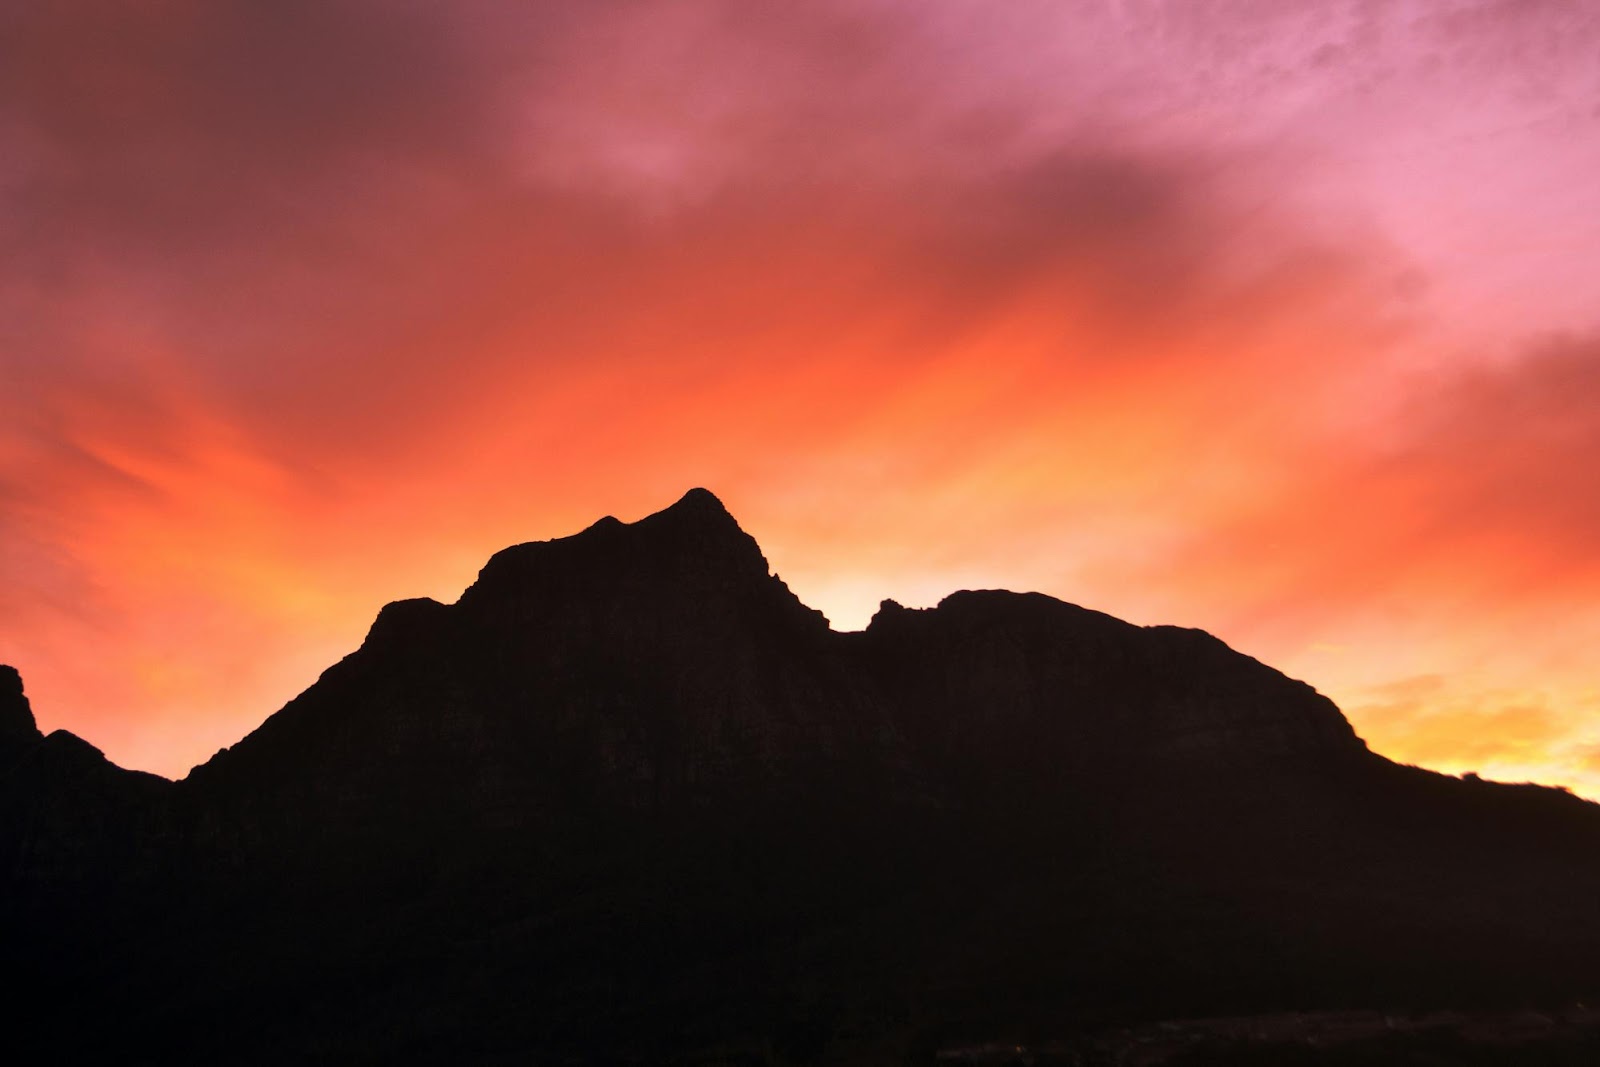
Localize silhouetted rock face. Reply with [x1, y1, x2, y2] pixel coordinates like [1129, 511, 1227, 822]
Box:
[462, 487, 821, 635]
[7, 490, 1600, 1064]
[862, 591, 1364, 780]
[184, 490, 1362, 868]
[0, 664, 40, 757]
[0, 667, 175, 894]
[185, 489, 890, 866]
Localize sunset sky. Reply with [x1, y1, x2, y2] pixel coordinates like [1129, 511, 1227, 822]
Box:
[4, 1, 1600, 791]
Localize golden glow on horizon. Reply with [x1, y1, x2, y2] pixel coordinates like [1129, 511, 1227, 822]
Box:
[3, 2, 1600, 796]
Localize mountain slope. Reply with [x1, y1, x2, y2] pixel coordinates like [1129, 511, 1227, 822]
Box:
[4, 489, 1599, 1064]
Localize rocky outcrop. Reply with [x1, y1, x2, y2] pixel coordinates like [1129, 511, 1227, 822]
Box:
[0, 664, 40, 762]
[0, 667, 175, 899]
[859, 590, 1364, 783]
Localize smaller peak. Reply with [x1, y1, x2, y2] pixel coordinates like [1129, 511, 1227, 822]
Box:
[362, 597, 449, 648]
[1, 663, 21, 700]
[373, 596, 447, 619]
[868, 599, 912, 626]
[42, 728, 107, 762]
[930, 590, 1137, 635]
[934, 589, 1026, 610]
[1, 663, 41, 749]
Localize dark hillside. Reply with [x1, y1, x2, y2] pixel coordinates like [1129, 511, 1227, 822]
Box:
[5, 491, 1599, 1063]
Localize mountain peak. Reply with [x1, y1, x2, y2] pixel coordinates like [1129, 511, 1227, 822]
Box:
[668, 486, 728, 513]
[632, 486, 743, 538]
[455, 490, 826, 635]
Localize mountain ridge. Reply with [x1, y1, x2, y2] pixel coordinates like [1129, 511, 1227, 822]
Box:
[3, 488, 1599, 1064]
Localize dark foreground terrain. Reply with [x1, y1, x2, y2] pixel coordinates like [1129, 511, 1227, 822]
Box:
[5, 490, 1600, 1064]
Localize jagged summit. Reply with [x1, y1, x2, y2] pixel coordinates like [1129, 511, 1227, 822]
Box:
[623, 485, 765, 564]
[442, 488, 832, 658]
[577, 487, 735, 535]
[461, 487, 774, 605]
[665, 484, 733, 516]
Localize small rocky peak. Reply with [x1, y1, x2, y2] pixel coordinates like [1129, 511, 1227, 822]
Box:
[360, 598, 451, 651]
[1, 664, 43, 752]
[866, 599, 914, 629]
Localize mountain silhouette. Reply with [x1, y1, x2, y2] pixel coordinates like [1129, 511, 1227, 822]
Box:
[5, 489, 1600, 1064]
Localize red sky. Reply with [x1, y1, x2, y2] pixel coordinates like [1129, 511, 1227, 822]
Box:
[4, 1, 1600, 791]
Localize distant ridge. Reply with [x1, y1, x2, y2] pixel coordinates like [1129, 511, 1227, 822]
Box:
[5, 489, 1600, 1064]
